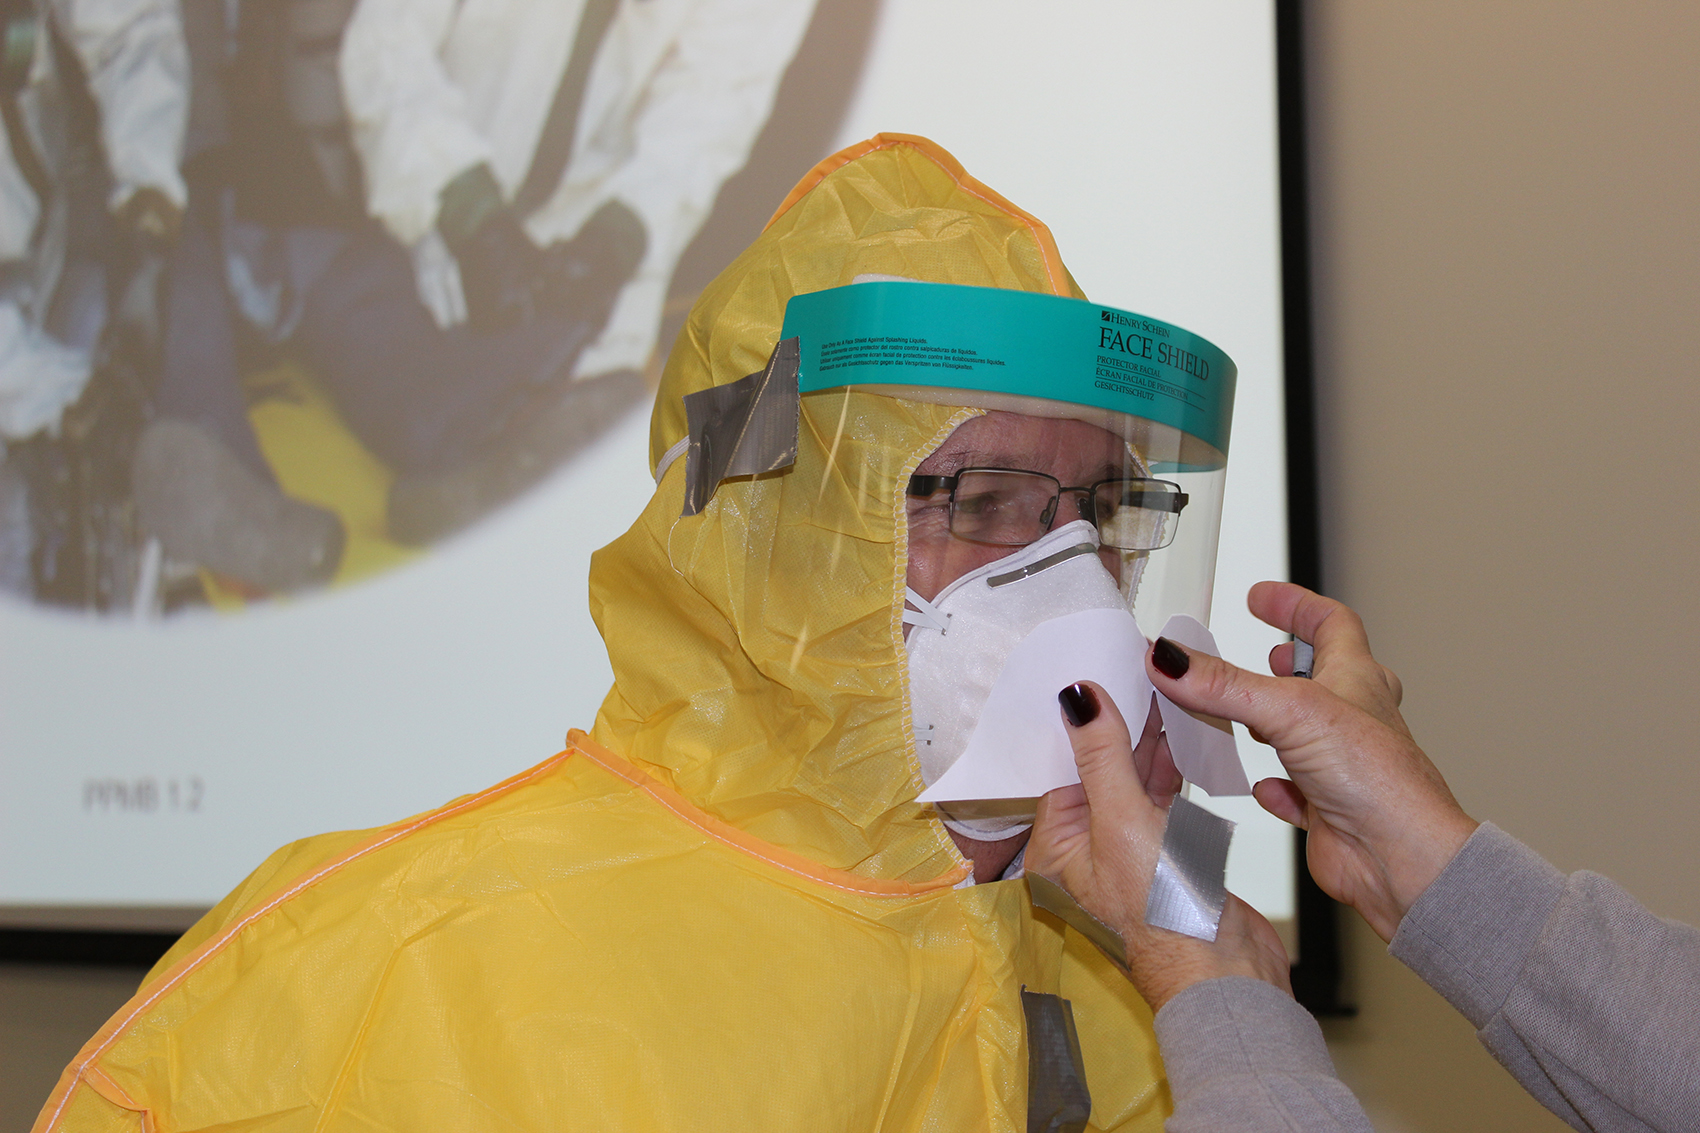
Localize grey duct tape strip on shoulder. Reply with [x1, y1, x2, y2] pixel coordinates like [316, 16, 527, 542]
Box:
[680, 337, 801, 516]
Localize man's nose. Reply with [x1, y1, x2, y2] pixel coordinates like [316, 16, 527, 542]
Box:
[1053, 490, 1092, 527]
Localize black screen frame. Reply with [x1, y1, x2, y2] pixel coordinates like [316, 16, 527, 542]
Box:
[1275, 0, 1352, 1018]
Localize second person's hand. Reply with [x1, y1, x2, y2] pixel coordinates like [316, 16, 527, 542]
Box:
[1148, 582, 1480, 943]
[1027, 681, 1292, 1011]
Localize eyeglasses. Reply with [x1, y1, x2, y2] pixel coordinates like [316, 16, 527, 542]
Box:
[906, 468, 1189, 552]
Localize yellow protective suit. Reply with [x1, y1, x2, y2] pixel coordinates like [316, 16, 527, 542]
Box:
[35, 134, 1170, 1133]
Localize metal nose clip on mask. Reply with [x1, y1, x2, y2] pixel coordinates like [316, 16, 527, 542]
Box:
[904, 520, 1128, 839]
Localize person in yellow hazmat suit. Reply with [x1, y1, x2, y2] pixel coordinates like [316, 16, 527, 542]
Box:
[34, 134, 1251, 1132]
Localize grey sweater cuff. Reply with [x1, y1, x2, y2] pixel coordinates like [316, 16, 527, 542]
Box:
[1390, 821, 1567, 1028]
[1154, 976, 1336, 1095]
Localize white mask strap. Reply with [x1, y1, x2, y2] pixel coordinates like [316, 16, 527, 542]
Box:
[902, 587, 951, 634]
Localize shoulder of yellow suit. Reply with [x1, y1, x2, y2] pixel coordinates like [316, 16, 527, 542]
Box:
[39, 738, 1183, 1133]
[140, 830, 368, 985]
[140, 734, 970, 992]
[134, 769, 557, 993]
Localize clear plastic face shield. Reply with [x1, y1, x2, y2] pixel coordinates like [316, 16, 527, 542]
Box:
[671, 280, 1241, 842]
[777, 281, 1242, 838]
[780, 280, 1234, 639]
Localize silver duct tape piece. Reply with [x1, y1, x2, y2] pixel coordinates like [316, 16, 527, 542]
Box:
[680, 336, 800, 516]
[1144, 794, 1235, 942]
[1291, 638, 1315, 679]
[1021, 990, 1092, 1133]
[1027, 872, 1128, 971]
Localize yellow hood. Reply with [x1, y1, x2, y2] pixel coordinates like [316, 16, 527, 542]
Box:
[591, 134, 1088, 883]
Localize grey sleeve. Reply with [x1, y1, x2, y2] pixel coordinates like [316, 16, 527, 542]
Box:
[1154, 976, 1373, 1133]
[1391, 823, 1700, 1133]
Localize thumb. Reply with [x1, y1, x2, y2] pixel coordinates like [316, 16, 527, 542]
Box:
[1058, 681, 1142, 810]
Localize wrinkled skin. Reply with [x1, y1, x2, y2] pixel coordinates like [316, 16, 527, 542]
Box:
[904, 411, 1129, 881]
[906, 411, 1127, 603]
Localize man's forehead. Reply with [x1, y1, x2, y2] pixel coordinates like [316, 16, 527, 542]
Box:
[924, 414, 1126, 472]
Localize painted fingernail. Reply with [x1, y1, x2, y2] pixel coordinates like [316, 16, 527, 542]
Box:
[1059, 682, 1099, 727]
[1152, 637, 1191, 680]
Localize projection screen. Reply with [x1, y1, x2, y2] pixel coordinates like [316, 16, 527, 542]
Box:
[0, 0, 1296, 943]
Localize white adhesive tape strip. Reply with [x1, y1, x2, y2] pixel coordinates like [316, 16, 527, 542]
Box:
[1143, 794, 1235, 942]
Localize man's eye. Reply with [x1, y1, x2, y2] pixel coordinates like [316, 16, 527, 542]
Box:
[907, 496, 952, 523]
[954, 491, 1002, 516]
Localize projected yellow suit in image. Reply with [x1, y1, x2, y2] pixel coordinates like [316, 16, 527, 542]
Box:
[0, 0, 817, 614]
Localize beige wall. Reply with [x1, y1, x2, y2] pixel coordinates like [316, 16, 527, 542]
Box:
[6, 3, 1700, 1130]
[1304, 2, 1700, 1130]
[1, 964, 150, 1131]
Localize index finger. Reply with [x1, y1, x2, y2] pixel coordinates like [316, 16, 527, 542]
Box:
[1247, 582, 1375, 664]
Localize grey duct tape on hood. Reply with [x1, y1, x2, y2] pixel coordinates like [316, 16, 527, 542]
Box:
[679, 337, 801, 515]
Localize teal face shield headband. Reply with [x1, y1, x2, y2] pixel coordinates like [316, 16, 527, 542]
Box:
[780, 281, 1236, 464]
[672, 281, 1236, 515]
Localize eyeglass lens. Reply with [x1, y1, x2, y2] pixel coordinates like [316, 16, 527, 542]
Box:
[948, 469, 1181, 551]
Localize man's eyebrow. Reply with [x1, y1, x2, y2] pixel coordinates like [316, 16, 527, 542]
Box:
[912, 447, 970, 474]
[932, 447, 1033, 468]
[927, 451, 1125, 480]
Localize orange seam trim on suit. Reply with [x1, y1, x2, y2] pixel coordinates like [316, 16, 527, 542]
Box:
[763, 135, 884, 227]
[763, 133, 1069, 296]
[34, 751, 573, 1133]
[72, 1065, 154, 1133]
[80, 1066, 139, 1112]
[567, 731, 969, 896]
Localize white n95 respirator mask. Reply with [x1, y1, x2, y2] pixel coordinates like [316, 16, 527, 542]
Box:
[905, 520, 1252, 843]
[904, 520, 1147, 839]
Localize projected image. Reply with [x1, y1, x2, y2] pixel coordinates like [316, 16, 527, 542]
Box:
[0, 1, 1295, 939]
[0, 0, 821, 614]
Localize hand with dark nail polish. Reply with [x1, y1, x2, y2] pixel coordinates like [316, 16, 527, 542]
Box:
[1029, 679, 1293, 1011]
[1152, 580, 1479, 945]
